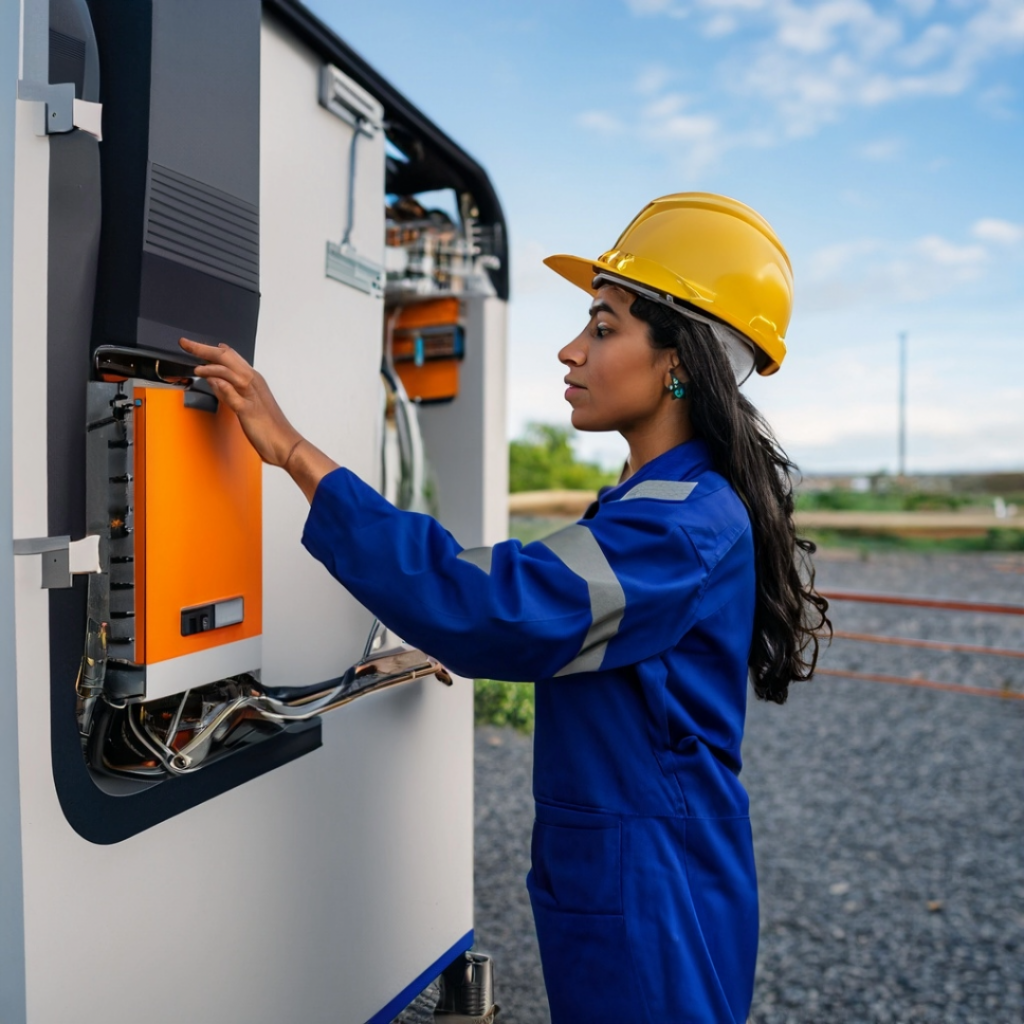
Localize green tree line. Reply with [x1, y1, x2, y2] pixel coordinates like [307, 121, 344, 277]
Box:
[509, 423, 617, 493]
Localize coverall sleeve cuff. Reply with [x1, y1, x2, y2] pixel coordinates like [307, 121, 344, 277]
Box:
[301, 466, 365, 565]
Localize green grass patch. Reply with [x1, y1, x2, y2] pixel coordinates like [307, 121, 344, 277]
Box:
[795, 488, 975, 513]
[803, 528, 1024, 554]
[474, 679, 535, 734]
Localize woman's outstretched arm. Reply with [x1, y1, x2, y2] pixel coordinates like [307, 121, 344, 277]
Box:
[179, 337, 338, 503]
[177, 337, 712, 682]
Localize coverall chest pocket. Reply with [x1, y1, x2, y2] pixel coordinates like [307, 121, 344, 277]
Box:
[528, 804, 622, 915]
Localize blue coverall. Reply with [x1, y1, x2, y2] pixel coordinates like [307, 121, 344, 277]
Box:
[303, 437, 758, 1024]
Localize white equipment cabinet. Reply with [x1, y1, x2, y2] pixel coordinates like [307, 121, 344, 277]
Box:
[0, 1, 509, 1021]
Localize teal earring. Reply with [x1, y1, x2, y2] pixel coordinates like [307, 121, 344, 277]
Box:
[667, 373, 687, 400]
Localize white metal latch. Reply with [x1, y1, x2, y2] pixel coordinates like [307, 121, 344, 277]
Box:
[13, 535, 102, 589]
[17, 80, 103, 139]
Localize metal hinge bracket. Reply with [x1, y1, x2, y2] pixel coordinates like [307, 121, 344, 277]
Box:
[13, 535, 102, 589]
[17, 79, 102, 139]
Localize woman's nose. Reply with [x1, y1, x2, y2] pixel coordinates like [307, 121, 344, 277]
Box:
[559, 333, 587, 366]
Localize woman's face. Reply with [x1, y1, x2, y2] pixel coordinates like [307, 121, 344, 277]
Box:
[558, 285, 681, 434]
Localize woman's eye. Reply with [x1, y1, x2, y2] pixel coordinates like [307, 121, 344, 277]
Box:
[594, 323, 611, 339]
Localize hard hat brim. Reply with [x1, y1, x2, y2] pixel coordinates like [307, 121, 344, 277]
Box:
[543, 253, 781, 376]
[542, 253, 607, 295]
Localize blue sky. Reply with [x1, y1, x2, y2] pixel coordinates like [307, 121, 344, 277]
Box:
[307, 0, 1024, 474]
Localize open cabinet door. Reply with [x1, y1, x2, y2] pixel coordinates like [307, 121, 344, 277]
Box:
[3, 0, 507, 1021]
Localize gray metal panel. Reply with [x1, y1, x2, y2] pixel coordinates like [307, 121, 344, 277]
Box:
[417, 295, 508, 549]
[18, 0, 75, 134]
[12, 536, 72, 589]
[11, 536, 69, 554]
[143, 162, 260, 290]
[0, 1, 27, 1018]
[47, 129, 100, 542]
[148, 0, 261, 205]
[49, 0, 100, 101]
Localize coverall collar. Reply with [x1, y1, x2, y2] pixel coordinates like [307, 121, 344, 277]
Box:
[603, 438, 714, 506]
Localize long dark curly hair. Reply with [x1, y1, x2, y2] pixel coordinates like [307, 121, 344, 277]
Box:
[630, 294, 831, 704]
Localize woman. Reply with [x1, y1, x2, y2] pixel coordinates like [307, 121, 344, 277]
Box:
[184, 192, 830, 1024]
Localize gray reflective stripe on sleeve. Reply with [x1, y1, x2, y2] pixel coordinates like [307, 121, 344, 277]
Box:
[457, 546, 493, 574]
[538, 525, 625, 677]
[620, 480, 697, 502]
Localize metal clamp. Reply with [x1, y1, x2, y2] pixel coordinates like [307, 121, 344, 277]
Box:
[13, 535, 101, 589]
[17, 80, 102, 139]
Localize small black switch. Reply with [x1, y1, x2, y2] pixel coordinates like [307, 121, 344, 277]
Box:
[181, 605, 214, 636]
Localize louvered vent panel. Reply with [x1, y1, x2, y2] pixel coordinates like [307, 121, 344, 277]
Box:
[49, 29, 86, 96]
[144, 163, 259, 291]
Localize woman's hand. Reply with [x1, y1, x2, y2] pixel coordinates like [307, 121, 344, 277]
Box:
[181, 338, 300, 466]
[180, 338, 339, 503]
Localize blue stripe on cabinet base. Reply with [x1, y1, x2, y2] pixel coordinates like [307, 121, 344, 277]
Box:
[364, 929, 475, 1024]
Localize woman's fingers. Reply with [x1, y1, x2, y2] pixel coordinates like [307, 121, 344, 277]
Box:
[179, 337, 241, 364]
[178, 337, 300, 467]
[178, 336, 217, 356]
[181, 339, 260, 396]
[180, 338, 255, 383]
[179, 337, 233, 368]
[206, 373, 253, 403]
[203, 375, 245, 410]
[195, 361, 253, 394]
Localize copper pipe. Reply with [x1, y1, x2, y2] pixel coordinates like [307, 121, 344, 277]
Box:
[819, 590, 1024, 616]
[831, 630, 1024, 660]
[817, 667, 1024, 700]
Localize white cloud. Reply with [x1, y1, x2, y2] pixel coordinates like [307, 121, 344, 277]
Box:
[643, 92, 692, 120]
[857, 136, 903, 160]
[624, 0, 1024, 140]
[641, 93, 720, 141]
[806, 238, 883, 280]
[915, 234, 988, 267]
[896, 0, 935, 17]
[624, 0, 689, 16]
[746, 331, 1024, 473]
[659, 113, 721, 140]
[978, 84, 1017, 118]
[704, 13, 740, 35]
[972, 218, 1024, 244]
[775, 0, 902, 57]
[576, 110, 625, 134]
[898, 22, 955, 67]
[634, 65, 674, 95]
[577, 88, 728, 177]
[638, 93, 727, 174]
[799, 227, 1000, 311]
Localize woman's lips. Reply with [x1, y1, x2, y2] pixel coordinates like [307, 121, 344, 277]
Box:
[564, 384, 586, 400]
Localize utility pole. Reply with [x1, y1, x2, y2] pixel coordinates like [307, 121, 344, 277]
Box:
[898, 331, 907, 481]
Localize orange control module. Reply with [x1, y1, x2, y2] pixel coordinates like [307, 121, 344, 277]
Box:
[133, 387, 262, 666]
[391, 298, 464, 403]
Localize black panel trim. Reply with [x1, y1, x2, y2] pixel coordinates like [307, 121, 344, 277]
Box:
[47, 130, 313, 846]
[139, 251, 259, 363]
[84, 0, 152, 346]
[51, 584, 322, 845]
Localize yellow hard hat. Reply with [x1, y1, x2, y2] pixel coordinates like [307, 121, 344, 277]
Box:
[544, 192, 793, 375]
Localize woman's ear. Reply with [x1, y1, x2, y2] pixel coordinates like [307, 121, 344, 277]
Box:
[668, 359, 690, 385]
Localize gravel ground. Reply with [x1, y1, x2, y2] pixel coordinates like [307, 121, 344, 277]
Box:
[396, 551, 1024, 1023]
